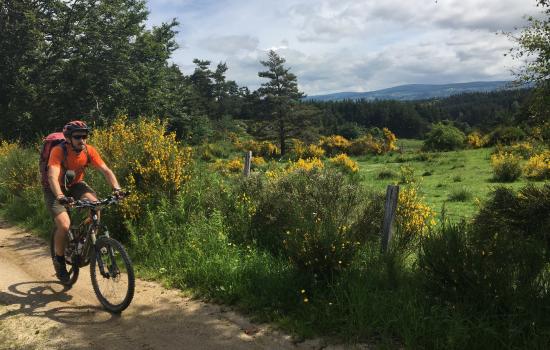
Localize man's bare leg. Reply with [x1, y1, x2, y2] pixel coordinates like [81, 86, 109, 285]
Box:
[54, 212, 70, 256]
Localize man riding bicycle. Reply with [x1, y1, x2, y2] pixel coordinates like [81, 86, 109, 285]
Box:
[44, 120, 123, 283]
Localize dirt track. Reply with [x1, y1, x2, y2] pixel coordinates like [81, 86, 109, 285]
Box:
[0, 220, 369, 350]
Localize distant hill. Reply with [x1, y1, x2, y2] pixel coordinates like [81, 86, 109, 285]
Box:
[305, 81, 515, 102]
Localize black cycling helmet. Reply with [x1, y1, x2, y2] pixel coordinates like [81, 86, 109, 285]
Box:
[63, 120, 91, 137]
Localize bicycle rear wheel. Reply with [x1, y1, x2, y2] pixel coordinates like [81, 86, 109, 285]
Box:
[49, 228, 79, 286]
[90, 237, 135, 313]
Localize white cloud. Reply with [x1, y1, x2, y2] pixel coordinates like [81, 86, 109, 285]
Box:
[199, 35, 259, 54]
[146, 0, 542, 95]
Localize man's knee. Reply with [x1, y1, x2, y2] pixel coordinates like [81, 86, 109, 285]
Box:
[54, 213, 70, 232]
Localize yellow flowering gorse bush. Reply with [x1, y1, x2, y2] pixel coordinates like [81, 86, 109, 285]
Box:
[508, 142, 535, 159]
[91, 116, 192, 219]
[286, 157, 324, 173]
[0, 141, 19, 158]
[348, 134, 383, 155]
[252, 156, 266, 167]
[291, 139, 325, 159]
[395, 187, 436, 252]
[490, 152, 522, 182]
[213, 157, 244, 174]
[328, 154, 359, 173]
[0, 141, 38, 194]
[466, 132, 487, 148]
[347, 128, 398, 155]
[524, 151, 550, 180]
[318, 135, 351, 155]
[383, 127, 398, 152]
[234, 139, 280, 158]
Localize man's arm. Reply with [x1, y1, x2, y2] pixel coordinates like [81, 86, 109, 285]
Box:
[96, 163, 121, 190]
[48, 165, 64, 198]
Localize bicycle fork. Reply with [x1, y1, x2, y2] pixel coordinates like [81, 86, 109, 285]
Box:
[92, 227, 119, 279]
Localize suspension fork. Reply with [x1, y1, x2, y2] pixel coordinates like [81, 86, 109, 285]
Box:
[91, 210, 118, 278]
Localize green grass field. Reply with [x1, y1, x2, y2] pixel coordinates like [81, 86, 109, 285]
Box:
[355, 139, 537, 219]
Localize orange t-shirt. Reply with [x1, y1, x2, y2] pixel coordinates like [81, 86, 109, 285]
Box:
[48, 144, 105, 187]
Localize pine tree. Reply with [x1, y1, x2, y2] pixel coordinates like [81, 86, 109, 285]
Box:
[257, 50, 304, 155]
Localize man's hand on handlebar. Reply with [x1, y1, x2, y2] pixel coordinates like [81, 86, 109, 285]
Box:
[57, 195, 75, 206]
[112, 188, 126, 199]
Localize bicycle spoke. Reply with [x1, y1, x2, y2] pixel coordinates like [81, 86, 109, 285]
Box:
[91, 237, 135, 313]
[95, 246, 129, 305]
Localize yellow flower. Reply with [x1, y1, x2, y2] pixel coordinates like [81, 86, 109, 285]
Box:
[524, 151, 550, 179]
[328, 154, 359, 173]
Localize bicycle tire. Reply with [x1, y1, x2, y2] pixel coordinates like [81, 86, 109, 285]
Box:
[49, 228, 79, 286]
[90, 237, 135, 313]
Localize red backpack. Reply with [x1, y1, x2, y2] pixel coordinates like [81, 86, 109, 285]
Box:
[39, 132, 90, 189]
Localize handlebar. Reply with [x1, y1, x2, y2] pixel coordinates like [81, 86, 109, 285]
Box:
[67, 190, 131, 210]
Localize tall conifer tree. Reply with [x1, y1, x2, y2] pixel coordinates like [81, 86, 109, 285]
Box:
[257, 50, 304, 155]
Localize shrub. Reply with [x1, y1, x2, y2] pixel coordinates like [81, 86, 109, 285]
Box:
[235, 139, 280, 159]
[91, 116, 193, 220]
[328, 154, 359, 173]
[399, 164, 416, 184]
[466, 131, 487, 148]
[377, 169, 398, 179]
[524, 151, 550, 180]
[213, 157, 244, 174]
[394, 186, 436, 253]
[0, 143, 39, 197]
[251, 156, 266, 168]
[474, 184, 550, 245]
[413, 152, 438, 162]
[508, 141, 536, 159]
[318, 135, 351, 156]
[170, 114, 214, 145]
[249, 168, 371, 275]
[286, 157, 324, 173]
[347, 128, 398, 156]
[290, 139, 325, 159]
[198, 143, 231, 162]
[335, 122, 365, 139]
[448, 187, 473, 202]
[490, 152, 522, 182]
[420, 184, 550, 314]
[383, 127, 398, 152]
[488, 126, 526, 145]
[495, 141, 539, 160]
[422, 123, 466, 152]
[348, 134, 383, 155]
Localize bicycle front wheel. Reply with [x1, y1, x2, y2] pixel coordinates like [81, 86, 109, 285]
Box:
[90, 237, 135, 313]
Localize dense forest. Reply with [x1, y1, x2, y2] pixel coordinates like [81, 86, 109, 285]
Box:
[0, 0, 544, 147]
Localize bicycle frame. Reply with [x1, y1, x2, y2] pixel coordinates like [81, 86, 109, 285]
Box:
[68, 196, 119, 276]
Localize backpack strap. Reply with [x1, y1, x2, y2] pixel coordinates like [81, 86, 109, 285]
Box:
[60, 142, 69, 171]
[83, 145, 91, 166]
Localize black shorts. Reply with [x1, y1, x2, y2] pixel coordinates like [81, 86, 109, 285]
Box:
[43, 182, 96, 217]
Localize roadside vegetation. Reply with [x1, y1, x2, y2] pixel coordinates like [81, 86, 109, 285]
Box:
[1, 118, 549, 349]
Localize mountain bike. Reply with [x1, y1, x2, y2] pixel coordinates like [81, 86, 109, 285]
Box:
[49, 192, 135, 313]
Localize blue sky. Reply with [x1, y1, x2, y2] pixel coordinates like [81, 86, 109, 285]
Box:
[145, 0, 541, 95]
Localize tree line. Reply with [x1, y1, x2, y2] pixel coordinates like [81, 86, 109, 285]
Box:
[1, 0, 548, 153]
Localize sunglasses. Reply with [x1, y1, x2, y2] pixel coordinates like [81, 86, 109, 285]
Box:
[72, 134, 88, 140]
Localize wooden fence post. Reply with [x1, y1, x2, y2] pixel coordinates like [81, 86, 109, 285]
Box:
[381, 184, 400, 253]
[243, 151, 252, 177]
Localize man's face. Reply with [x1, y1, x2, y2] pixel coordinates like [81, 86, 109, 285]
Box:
[70, 132, 88, 151]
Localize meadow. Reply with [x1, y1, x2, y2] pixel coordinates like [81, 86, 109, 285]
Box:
[356, 139, 534, 219]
